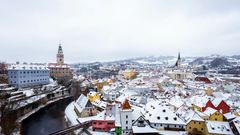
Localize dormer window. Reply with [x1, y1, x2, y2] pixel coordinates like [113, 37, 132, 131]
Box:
[174, 117, 177, 121]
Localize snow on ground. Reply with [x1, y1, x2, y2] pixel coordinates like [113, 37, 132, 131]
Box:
[22, 89, 34, 97]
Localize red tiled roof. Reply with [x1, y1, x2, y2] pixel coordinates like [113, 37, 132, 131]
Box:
[121, 99, 131, 110]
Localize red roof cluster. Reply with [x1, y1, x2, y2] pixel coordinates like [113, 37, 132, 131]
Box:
[202, 100, 230, 114]
[195, 77, 212, 84]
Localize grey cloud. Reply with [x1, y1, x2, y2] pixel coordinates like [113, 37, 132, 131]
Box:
[0, 0, 240, 63]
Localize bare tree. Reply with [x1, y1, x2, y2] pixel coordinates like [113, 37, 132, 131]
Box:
[0, 92, 16, 134]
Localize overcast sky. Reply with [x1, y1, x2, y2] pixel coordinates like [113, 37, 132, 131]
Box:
[0, 0, 240, 63]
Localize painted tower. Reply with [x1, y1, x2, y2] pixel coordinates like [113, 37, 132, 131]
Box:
[120, 100, 133, 135]
[57, 43, 64, 64]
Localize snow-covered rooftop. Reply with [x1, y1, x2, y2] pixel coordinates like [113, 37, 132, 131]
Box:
[206, 121, 233, 135]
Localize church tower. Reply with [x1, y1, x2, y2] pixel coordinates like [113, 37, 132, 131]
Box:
[175, 52, 181, 68]
[57, 43, 64, 64]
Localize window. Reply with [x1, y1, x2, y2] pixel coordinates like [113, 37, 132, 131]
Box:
[126, 127, 128, 130]
[174, 117, 177, 121]
[215, 118, 217, 121]
[107, 122, 113, 125]
[165, 117, 168, 120]
[157, 116, 160, 120]
[126, 115, 128, 119]
[201, 128, 203, 131]
[126, 121, 128, 124]
[163, 109, 166, 112]
[189, 127, 191, 129]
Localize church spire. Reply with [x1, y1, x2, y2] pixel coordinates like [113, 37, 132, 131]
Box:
[178, 52, 181, 60]
[58, 42, 63, 54]
[175, 52, 181, 68]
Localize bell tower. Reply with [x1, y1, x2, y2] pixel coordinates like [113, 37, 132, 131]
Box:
[57, 43, 64, 64]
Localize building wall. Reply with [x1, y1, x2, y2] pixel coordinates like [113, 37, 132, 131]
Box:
[49, 67, 72, 78]
[167, 72, 188, 80]
[150, 123, 185, 130]
[187, 121, 205, 134]
[57, 53, 64, 64]
[8, 69, 50, 88]
[88, 94, 101, 102]
[74, 107, 97, 118]
[120, 110, 133, 135]
[209, 112, 224, 121]
[192, 104, 203, 112]
[92, 120, 115, 131]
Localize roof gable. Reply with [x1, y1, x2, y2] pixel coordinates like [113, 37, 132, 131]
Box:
[132, 115, 151, 127]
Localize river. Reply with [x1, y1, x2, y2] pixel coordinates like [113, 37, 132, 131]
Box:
[22, 98, 72, 135]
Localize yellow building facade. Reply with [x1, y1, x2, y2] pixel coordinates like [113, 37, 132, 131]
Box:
[209, 111, 224, 121]
[187, 121, 206, 135]
[192, 104, 203, 112]
[87, 92, 101, 102]
[123, 70, 137, 80]
[186, 113, 206, 135]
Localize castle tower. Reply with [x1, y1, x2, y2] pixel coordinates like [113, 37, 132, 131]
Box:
[57, 43, 64, 64]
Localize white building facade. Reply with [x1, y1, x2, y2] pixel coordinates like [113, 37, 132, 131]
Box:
[8, 64, 50, 88]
